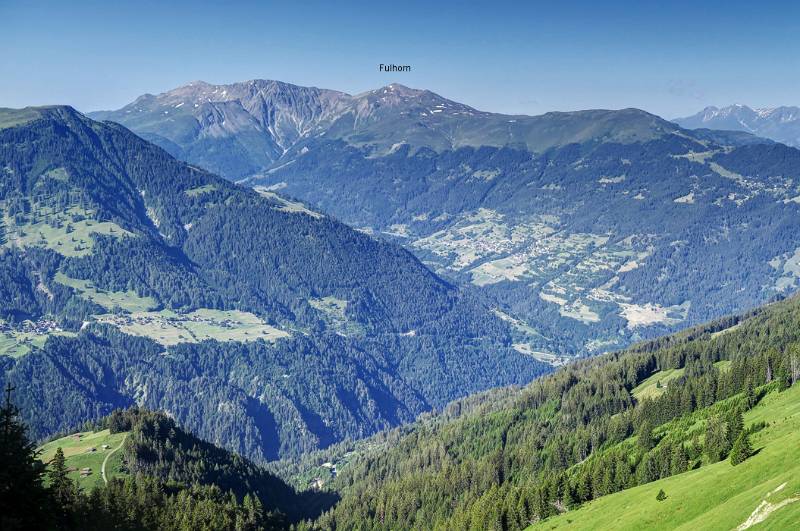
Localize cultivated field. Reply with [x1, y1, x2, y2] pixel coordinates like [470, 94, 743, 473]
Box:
[95, 308, 290, 346]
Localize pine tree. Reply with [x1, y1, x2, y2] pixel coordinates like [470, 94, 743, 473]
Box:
[704, 416, 729, 463]
[562, 484, 577, 511]
[656, 489, 667, 501]
[0, 384, 51, 530]
[49, 447, 79, 525]
[637, 420, 655, 451]
[730, 432, 753, 466]
[744, 380, 756, 409]
[726, 408, 744, 448]
[670, 443, 688, 475]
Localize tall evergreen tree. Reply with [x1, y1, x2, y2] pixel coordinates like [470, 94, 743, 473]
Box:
[0, 384, 51, 530]
[704, 416, 729, 463]
[637, 420, 655, 451]
[730, 432, 753, 466]
[49, 447, 80, 527]
[726, 408, 744, 448]
[670, 443, 688, 475]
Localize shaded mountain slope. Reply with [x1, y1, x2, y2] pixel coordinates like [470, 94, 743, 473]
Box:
[0, 106, 548, 461]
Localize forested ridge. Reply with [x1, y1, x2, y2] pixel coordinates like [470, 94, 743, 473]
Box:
[295, 293, 800, 530]
[1, 398, 334, 530]
[0, 106, 548, 461]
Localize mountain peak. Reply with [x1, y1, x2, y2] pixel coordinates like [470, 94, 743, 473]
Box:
[675, 103, 800, 147]
[89, 80, 702, 179]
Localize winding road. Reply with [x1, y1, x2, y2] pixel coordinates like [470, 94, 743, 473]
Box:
[101, 433, 127, 485]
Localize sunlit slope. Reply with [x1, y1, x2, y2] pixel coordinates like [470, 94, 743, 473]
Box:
[39, 429, 128, 490]
[530, 384, 800, 531]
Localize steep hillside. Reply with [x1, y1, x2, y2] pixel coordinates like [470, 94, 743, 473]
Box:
[294, 293, 800, 530]
[30, 408, 324, 530]
[90, 80, 352, 179]
[0, 106, 547, 462]
[528, 384, 800, 530]
[97, 81, 800, 360]
[676, 104, 800, 148]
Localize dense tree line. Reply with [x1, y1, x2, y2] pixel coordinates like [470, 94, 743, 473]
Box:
[298, 294, 800, 530]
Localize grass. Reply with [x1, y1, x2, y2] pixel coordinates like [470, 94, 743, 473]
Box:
[55, 272, 158, 313]
[254, 188, 324, 219]
[0, 327, 76, 358]
[632, 367, 686, 400]
[95, 308, 291, 346]
[633, 361, 732, 401]
[529, 384, 800, 531]
[185, 184, 218, 197]
[39, 429, 128, 491]
[2, 204, 131, 257]
[0, 107, 42, 129]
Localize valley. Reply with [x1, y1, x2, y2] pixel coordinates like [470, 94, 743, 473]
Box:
[5, 3, 800, 530]
[286, 292, 800, 530]
[96, 79, 800, 361]
[0, 105, 547, 465]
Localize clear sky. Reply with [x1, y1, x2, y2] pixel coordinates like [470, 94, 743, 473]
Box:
[2, 0, 798, 118]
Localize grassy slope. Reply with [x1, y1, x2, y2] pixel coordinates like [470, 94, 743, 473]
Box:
[0, 327, 76, 358]
[0, 107, 42, 129]
[2, 204, 131, 258]
[530, 384, 800, 531]
[39, 429, 128, 491]
[632, 361, 731, 401]
[94, 308, 290, 346]
[632, 367, 686, 400]
[54, 272, 158, 313]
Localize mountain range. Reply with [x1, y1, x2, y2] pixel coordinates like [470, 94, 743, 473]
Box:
[93, 80, 800, 359]
[0, 105, 547, 463]
[90, 80, 687, 181]
[4, 79, 800, 530]
[675, 104, 800, 147]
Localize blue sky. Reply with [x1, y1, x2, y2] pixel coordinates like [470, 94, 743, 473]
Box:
[1, 0, 798, 118]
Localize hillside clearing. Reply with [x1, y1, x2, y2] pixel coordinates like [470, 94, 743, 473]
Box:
[95, 308, 290, 346]
[39, 429, 128, 490]
[55, 272, 158, 312]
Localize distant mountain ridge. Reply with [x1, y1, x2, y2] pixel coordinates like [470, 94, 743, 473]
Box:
[90, 81, 800, 362]
[675, 104, 800, 147]
[90, 79, 682, 180]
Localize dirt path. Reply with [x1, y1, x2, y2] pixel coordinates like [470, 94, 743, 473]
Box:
[101, 433, 127, 485]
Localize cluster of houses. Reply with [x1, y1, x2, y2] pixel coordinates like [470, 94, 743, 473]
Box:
[0, 318, 60, 336]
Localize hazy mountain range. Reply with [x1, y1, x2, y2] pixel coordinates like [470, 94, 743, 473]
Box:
[675, 104, 800, 147]
[92, 80, 800, 360]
